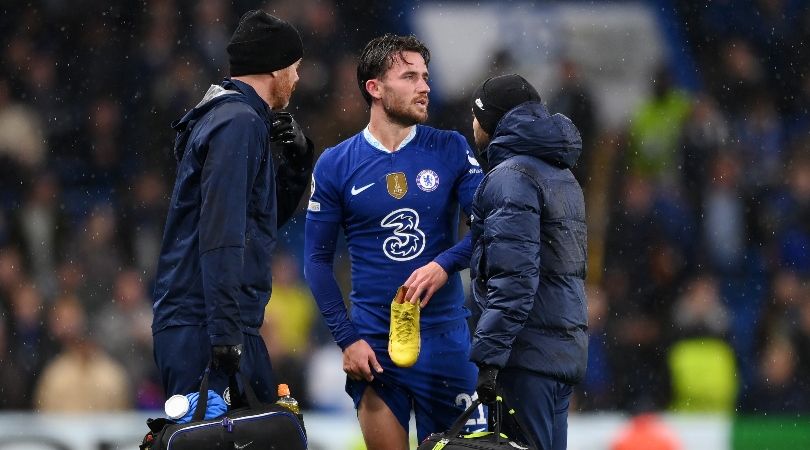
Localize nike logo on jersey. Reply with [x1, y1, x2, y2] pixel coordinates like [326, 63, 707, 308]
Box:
[467, 155, 481, 167]
[351, 183, 375, 195]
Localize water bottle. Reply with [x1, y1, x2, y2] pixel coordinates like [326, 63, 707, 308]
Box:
[164, 391, 228, 423]
[276, 383, 300, 415]
[164, 394, 191, 420]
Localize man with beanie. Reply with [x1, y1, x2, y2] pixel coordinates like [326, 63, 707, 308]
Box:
[152, 10, 313, 403]
[304, 34, 485, 448]
[469, 74, 588, 450]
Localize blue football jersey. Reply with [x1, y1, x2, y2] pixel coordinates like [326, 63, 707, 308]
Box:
[307, 125, 483, 337]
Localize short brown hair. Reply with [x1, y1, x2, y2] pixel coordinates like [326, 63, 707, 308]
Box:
[356, 34, 431, 105]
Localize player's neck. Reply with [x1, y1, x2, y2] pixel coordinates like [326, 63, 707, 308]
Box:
[368, 108, 415, 152]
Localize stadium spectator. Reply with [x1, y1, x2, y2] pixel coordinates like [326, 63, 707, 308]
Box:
[65, 204, 126, 316]
[0, 317, 28, 409]
[260, 251, 318, 409]
[10, 171, 69, 298]
[739, 333, 809, 413]
[0, 75, 45, 170]
[118, 171, 169, 280]
[94, 269, 158, 409]
[668, 276, 738, 413]
[6, 283, 50, 405]
[626, 67, 691, 186]
[575, 286, 614, 411]
[550, 59, 597, 186]
[34, 296, 131, 412]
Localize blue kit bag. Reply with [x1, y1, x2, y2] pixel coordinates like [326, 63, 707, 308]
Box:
[140, 367, 306, 450]
[418, 397, 535, 450]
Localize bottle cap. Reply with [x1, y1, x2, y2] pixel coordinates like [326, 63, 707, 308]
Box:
[165, 394, 191, 419]
[277, 383, 290, 397]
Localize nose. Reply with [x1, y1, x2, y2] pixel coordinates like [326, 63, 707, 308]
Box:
[418, 78, 430, 93]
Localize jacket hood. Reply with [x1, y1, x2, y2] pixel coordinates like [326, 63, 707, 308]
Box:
[170, 79, 271, 161]
[486, 101, 582, 169]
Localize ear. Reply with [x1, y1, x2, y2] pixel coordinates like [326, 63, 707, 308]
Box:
[365, 79, 383, 102]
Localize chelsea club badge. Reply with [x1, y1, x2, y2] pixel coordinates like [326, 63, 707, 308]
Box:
[416, 169, 439, 192]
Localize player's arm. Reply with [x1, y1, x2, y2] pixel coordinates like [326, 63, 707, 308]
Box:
[403, 234, 471, 307]
[470, 169, 542, 368]
[304, 153, 382, 381]
[304, 219, 360, 349]
[403, 134, 483, 306]
[199, 109, 260, 347]
[304, 218, 383, 381]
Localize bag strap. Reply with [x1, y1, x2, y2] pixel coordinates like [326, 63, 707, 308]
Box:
[237, 371, 262, 410]
[191, 366, 212, 422]
[445, 398, 503, 439]
[502, 402, 537, 449]
[191, 362, 264, 422]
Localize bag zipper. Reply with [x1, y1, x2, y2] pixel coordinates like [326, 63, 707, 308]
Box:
[166, 410, 305, 448]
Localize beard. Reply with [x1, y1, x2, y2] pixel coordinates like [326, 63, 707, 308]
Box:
[272, 77, 297, 110]
[382, 94, 428, 127]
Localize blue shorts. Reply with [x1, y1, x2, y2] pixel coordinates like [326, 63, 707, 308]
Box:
[346, 320, 485, 442]
[153, 325, 276, 403]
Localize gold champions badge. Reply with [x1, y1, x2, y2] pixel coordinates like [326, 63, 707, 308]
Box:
[386, 172, 408, 199]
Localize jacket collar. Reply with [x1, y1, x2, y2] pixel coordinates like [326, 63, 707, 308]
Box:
[222, 78, 274, 123]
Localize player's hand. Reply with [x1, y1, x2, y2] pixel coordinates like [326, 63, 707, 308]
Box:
[476, 364, 499, 404]
[271, 112, 308, 154]
[212, 344, 243, 376]
[342, 339, 383, 382]
[403, 261, 448, 308]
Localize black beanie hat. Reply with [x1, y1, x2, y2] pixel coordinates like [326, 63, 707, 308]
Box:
[227, 10, 303, 76]
[472, 74, 541, 135]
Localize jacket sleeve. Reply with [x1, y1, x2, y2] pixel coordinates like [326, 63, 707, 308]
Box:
[470, 168, 542, 368]
[199, 109, 262, 346]
[274, 137, 314, 228]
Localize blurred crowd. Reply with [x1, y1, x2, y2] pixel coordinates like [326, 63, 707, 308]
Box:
[0, 0, 808, 417]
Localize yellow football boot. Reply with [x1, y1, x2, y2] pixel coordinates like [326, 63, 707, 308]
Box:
[388, 286, 421, 367]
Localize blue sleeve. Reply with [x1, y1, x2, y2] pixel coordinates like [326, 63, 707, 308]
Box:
[433, 232, 472, 274]
[453, 133, 484, 216]
[198, 109, 263, 346]
[433, 133, 482, 274]
[306, 148, 344, 222]
[304, 218, 361, 350]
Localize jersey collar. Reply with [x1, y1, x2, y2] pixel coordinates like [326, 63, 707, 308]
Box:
[363, 125, 417, 153]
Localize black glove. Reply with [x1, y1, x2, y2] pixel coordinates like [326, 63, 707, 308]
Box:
[271, 112, 308, 155]
[476, 364, 499, 404]
[212, 344, 242, 376]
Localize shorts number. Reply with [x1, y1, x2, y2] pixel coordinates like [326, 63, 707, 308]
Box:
[455, 392, 487, 428]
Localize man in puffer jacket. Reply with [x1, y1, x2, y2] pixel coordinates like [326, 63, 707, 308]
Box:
[469, 74, 588, 450]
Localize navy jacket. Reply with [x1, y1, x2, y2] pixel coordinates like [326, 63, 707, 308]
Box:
[152, 79, 311, 346]
[469, 101, 588, 385]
